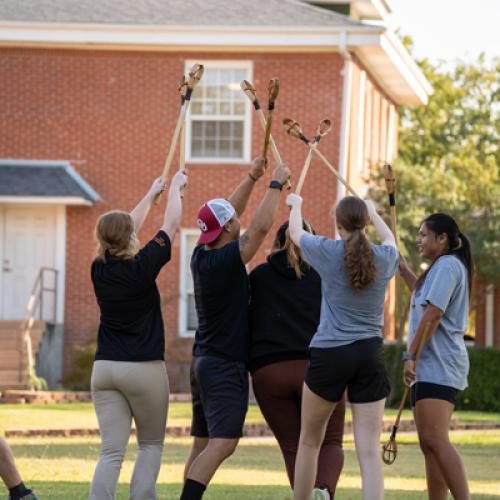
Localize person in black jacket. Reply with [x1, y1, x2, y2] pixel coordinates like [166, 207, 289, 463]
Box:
[249, 221, 345, 500]
[89, 170, 187, 500]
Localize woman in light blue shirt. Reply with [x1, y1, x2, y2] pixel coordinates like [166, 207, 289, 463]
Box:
[287, 194, 398, 500]
[399, 213, 472, 500]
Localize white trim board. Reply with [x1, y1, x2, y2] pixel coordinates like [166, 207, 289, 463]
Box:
[54, 205, 66, 323]
[178, 228, 199, 339]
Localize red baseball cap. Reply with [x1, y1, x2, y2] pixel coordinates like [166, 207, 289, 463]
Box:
[197, 198, 236, 244]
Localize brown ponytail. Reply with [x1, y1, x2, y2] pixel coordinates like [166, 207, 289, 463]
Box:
[336, 197, 377, 292]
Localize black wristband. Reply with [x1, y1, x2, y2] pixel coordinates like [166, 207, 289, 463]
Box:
[248, 172, 258, 182]
[269, 180, 283, 191]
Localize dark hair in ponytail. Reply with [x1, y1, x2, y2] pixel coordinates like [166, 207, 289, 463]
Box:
[335, 197, 377, 292]
[415, 213, 474, 295]
[270, 220, 315, 278]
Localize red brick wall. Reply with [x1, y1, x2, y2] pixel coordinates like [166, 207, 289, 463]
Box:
[0, 49, 348, 388]
[0, 47, 399, 390]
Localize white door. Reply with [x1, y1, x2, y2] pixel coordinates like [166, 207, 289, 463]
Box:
[1, 205, 57, 320]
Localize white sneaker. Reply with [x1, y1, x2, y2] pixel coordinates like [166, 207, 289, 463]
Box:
[312, 488, 331, 500]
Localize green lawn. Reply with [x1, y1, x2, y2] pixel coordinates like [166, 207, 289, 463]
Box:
[1, 402, 499, 435]
[6, 432, 500, 499]
[1, 404, 500, 499]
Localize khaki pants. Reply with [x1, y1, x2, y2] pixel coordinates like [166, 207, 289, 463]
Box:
[89, 360, 169, 500]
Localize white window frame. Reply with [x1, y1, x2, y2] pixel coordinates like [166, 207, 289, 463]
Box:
[178, 228, 200, 338]
[184, 60, 253, 164]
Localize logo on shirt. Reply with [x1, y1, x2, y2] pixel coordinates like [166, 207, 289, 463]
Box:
[197, 218, 208, 232]
[154, 236, 166, 247]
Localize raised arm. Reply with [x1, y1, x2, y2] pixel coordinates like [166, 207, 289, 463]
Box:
[399, 253, 418, 291]
[286, 193, 306, 247]
[130, 178, 166, 232]
[239, 164, 291, 265]
[160, 170, 188, 244]
[228, 157, 267, 216]
[364, 199, 396, 248]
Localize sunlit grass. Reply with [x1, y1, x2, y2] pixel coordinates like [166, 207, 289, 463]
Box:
[8, 433, 500, 499]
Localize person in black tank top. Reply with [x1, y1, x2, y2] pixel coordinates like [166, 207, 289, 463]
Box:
[249, 221, 346, 500]
[180, 158, 291, 500]
[89, 171, 187, 500]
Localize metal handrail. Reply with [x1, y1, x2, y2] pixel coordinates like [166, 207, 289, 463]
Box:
[19, 267, 58, 387]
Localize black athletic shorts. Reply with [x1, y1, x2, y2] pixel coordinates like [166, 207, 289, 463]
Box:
[190, 355, 249, 439]
[305, 336, 390, 403]
[410, 382, 458, 407]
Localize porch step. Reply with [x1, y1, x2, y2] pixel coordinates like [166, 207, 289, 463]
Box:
[0, 321, 46, 390]
[0, 350, 26, 369]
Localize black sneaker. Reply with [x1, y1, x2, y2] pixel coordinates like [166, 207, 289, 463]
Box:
[8, 493, 39, 500]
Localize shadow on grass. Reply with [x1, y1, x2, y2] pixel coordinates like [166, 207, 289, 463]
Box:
[25, 482, 500, 500]
[10, 440, 500, 482]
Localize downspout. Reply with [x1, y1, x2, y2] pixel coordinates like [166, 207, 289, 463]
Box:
[337, 31, 353, 203]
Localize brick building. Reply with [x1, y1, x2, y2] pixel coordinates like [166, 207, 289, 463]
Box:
[0, 0, 438, 391]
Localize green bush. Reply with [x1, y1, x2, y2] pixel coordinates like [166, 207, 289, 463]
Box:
[61, 342, 96, 391]
[384, 344, 500, 412]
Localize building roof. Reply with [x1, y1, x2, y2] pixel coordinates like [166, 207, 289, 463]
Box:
[0, 160, 100, 205]
[0, 0, 364, 27]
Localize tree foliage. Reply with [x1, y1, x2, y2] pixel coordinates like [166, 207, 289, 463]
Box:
[373, 54, 500, 288]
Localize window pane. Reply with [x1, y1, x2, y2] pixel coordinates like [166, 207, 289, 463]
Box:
[232, 139, 243, 156]
[191, 120, 244, 158]
[206, 85, 217, 99]
[191, 101, 202, 114]
[188, 66, 249, 160]
[234, 102, 245, 115]
[187, 294, 198, 331]
[203, 101, 216, 114]
[220, 101, 231, 115]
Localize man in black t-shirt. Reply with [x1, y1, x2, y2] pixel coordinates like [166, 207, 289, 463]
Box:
[180, 157, 291, 500]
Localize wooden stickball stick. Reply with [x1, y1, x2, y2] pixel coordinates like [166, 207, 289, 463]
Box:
[155, 64, 204, 204]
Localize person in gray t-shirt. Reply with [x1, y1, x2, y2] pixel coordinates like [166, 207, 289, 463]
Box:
[399, 213, 473, 500]
[287, 194, 397, 500]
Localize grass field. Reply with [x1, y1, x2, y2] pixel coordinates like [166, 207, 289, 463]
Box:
[6, 432, 500, 499]
[1, 404, 500, 499]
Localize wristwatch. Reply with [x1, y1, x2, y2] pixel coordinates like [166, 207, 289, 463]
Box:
[269, 180, 283, 191]
[402, 351, 416, 361]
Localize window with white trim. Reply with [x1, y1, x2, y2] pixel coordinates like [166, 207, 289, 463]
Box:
[179, 230, 199, 337]
[186, 61, 252, 163]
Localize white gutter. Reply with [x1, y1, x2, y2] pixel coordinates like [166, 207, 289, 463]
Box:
[337, 31, 353, 203]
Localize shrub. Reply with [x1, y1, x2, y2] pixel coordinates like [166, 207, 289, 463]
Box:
[61, 342, 96, 391]
[384, 344, 500, 412]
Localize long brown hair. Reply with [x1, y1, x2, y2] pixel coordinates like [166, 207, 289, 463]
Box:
[335, 197, 377, 292]
[94, 210, 139, 261]
[269, 220, 315, 278]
